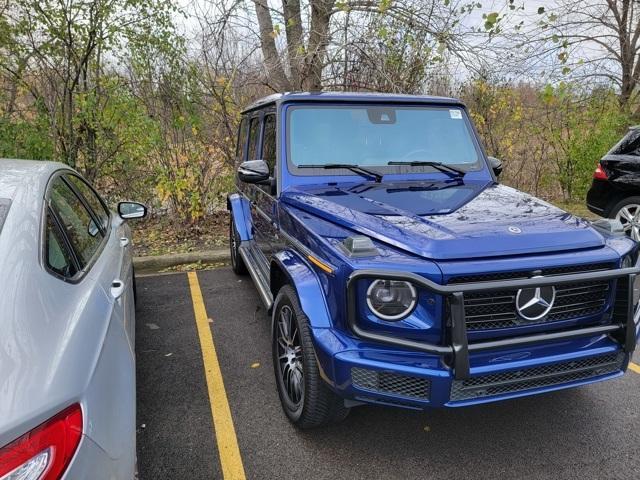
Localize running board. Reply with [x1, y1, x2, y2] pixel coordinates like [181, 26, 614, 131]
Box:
[238, 242, 273, 309]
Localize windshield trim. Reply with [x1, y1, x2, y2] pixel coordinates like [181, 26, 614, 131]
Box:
[284, 103, 484, 178]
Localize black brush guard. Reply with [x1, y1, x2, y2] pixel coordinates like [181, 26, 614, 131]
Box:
[346, 268, 640, 380]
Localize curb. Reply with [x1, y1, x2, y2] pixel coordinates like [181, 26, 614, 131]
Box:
[133, 249, 230, 272]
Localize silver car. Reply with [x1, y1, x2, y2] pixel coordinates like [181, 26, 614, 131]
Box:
[0, 159, 146, 479]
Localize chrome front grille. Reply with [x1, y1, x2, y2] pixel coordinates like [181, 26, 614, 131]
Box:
[351, 367, 430, 401]
[450, 352, 624, 402]
[450, 263, 615, 331]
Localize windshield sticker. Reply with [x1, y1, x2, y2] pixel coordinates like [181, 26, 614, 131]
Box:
[449, 109, 462, 119]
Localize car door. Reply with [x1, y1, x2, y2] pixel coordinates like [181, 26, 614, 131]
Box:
[65, 174, 135, 347]
[243, 114, 273, 263]
[254, 112, 280, 259]
[48, 174, 131, 348]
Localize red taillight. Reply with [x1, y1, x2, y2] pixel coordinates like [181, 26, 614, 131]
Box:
[594, 163, 608, 180]
[0, 404, 82, 480]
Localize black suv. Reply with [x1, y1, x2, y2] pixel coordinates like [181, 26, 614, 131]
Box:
[587, 126, 640, 240]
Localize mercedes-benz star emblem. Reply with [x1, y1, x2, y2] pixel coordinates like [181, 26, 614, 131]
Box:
[508, 226, 522, 234]
[515, 284, 556, 321]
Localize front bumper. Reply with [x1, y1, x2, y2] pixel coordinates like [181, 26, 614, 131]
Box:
[316, 266, 640, 409]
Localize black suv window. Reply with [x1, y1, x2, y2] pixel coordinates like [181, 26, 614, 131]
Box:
[66, 174, 110, 232]
[247, 117, 260, 161]
[45, 210, 78, 278]
[49, 177, 104, 267]
[262, 114, 276, 173]
[610, 129, 640, 156]
[236, 117, 249, 164]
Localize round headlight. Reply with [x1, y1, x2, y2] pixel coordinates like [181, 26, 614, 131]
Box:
[366, 279, 417, 321]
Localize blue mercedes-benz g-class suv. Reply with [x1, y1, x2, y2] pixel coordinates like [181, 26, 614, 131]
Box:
[227, 92, 640, 428]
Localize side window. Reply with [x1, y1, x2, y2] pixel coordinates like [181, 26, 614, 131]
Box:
[45, 211, 78, 278]
[66, 175, 110, 232]
[247, 117, 260, 161]
[611, 129, 640, 156]
[262, 114, 276, 174]
[236, 117, 249, 165]
[49, 177, 104, 267]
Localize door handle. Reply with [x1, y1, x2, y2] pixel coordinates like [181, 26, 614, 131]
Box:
[120, 237, 130, 247]
[111, 279, 125, 300]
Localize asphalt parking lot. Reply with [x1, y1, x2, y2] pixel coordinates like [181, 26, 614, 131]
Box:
[135, 268, 640, 480]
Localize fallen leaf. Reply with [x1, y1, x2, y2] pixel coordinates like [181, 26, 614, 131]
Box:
[423, 425, 431, 432]
[165, 353, 173, 357]
[146, 323, 159, 330]
[251, 362, 260, 368]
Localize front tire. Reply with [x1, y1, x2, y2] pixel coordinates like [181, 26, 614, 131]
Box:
[229, 216, 247, 275]
[608, 196, 640, 241]
[272, 285, 349, 428]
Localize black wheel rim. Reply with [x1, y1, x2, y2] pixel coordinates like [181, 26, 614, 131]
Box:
[229, 220, 237, 267]
[276, 305, 304, 407]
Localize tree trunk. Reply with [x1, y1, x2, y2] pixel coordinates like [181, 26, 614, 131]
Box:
[282, 0, 304, 88]
[303, 0, 336, 90]
[253, 0, 291, 91]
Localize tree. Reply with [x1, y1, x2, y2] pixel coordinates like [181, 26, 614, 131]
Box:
[251, 0, 476, 91]
[0, 0, 178, 176]
[495, 0, 640, 114]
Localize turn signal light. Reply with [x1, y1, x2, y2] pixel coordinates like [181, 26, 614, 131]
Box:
[0, 404, 82, 480]
[593, 163, 608, 180]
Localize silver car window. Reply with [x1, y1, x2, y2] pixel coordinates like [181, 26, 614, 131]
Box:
[45, 210, 78, 278]
[0, 198, 10, 235]
[66, 174, 110, 232]
[49, 178, 103, 267]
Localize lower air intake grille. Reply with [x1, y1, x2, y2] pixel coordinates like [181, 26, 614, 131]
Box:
[450, 352, 624, 402]
[351, 367, 430, 401]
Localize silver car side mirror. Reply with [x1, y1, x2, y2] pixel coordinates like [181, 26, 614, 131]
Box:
[118, 201, 147, 220]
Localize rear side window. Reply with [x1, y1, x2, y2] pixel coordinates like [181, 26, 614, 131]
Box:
[247, 117, 260, 161]
[236, 118, 249, 165]
[262, 114, 277, 173]
[49, 178, 103, 267]
[610, 129, 640, 156]
[0, 198, 10, 236]
[45, 211, 78, 278]
[66, 174, 110, 232]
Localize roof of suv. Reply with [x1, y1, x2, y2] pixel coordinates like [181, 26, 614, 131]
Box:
[242, 91, 465, 114]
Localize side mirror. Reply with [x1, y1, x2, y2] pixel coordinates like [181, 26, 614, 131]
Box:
[488, 156, 503, 178]
[118, 201, 147, 220]
[238, 159, 270, 184]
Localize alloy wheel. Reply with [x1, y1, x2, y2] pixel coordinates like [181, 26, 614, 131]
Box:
[615, 203, 640, 241]
[276, 305, 304, 407]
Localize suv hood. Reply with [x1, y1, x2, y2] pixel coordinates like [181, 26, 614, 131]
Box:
[281, 180, 605, 260]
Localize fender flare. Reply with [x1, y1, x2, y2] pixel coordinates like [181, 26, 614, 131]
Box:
[270, 250, 332, 329]
[227, 193, 252, 241]
[270, 250, 340, 387]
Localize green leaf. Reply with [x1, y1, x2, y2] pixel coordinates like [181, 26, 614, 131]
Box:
[484, 11, 499, 30]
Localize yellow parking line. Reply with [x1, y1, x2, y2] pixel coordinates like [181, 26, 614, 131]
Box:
[629, 362, 640, 374]
[188, 271, 246, 480]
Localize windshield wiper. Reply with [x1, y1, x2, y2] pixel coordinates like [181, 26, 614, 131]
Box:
[388, 161, 465, 177]
[299, 164, 383, 183]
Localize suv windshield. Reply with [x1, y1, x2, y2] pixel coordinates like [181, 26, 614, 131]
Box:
[287, 105, 481, 175]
